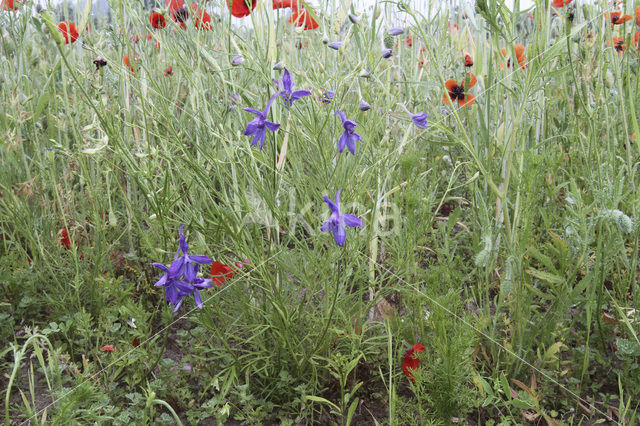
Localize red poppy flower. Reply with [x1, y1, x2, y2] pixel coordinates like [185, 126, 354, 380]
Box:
[193, 3, 212, 30]
[464, 53, 473, 67]
[500, 43, 525, 69]
[101, 344, 115, 352]
[60, 229, 71, 250]
[612, 36, 626, 54]
[57, 21, 79, 44]
[606, 11, 632, 25]
[1, 0, 20, 11]
[289, 7, 319, 30]
[443, 73, 477, 108]
[635, 31, 640, 48]
[405, 36, 413, 47]
[166, 0, 184, 17]
[150, 12, 166, 29]
[164, 66, 173, 77]
[210, 261, 234, 287]
[418, 57, 425, 68]
[227, 0, 257, 18]
[552, 0, 572, 7]
[636, 6, 640, 26]
[132, 337, 138, 347]
[402, 344, 426, 382]
[123, 55, 138, 74]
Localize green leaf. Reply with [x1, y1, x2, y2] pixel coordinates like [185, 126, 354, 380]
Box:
[305, 395, 340, 411]
[346, 397, 359, 426]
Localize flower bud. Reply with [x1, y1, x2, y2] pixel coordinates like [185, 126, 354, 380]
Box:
[359, 68, 371, 78]
[273, 61, 284, 71]
[604, 69, 614, 88]
[322, 34, 329, 44]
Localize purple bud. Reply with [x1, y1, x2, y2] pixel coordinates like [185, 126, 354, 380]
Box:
[328, 41, 343, 50]
[231, 56, 244, 66]
[389, 27, 404, 36]
[359, 99, 371, 111]
[382, 48, 393, 59]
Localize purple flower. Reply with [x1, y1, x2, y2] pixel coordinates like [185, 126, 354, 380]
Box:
[231, 56, 244, 66]
[335, 110, 362, 155]
[243, 94, 280, 149]
[321, 189, 362, 247]
[320, 90, 335, 104]
[382, 48, 393, 59]
[389, 27, 404, 36]
[399, 103, 429, 129]
[278, 68, 311, 107]
[152, 225, 213, 312]
[359, 99, 371, 111]
[328, 41, 343, 50]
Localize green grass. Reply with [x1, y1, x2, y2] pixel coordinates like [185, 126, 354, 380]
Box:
[1, 0, 640, 423]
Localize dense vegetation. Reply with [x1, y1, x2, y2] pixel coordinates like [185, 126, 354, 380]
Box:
[1, 0, 640, 423]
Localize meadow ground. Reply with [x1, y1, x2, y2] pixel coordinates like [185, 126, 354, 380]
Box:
[1, 0, 640, 424]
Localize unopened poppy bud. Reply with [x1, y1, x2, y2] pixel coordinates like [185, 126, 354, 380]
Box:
[273, 61, 284, 70]
[348, 13, 359, 24]
[231, 56, 244, 66]
[322, 34, 329, 44]
[359, 68, 371, 78]
[604, 70, 614, 88]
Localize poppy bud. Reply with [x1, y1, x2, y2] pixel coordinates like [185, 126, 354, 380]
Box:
[374, 4, 381, 19]
[348, 12, 359, 24]
[604, 70, 614, 88]
[359, 99, 371, 111]
[273, 61, 284, 71]
[321, 34, 329, 44]
[231, 56, 244, 66]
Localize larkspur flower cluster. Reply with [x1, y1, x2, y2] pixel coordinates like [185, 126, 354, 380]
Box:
[152, 225, 213, 312]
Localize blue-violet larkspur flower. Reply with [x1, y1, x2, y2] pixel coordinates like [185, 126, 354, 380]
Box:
[153, 225, 213, 312]
[321, 189, 362, 247]
[278, 68, 311, 107]
[399, 103, 429, 129]
[335, 110, 362, 155]
[243, 94, 281, 149]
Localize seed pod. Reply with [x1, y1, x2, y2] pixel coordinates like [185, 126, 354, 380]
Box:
[383, 33, 394, 49]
